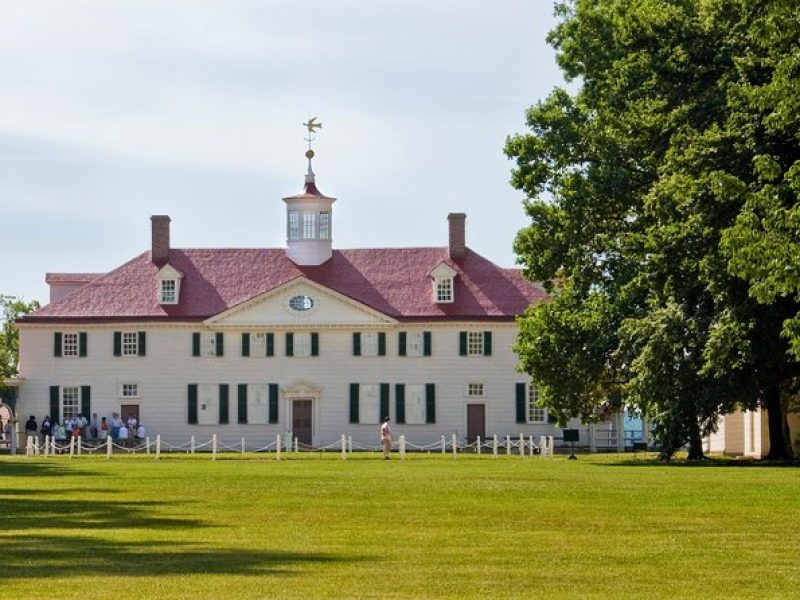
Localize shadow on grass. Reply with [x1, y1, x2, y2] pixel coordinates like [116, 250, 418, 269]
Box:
[2, 535, 349, 577]
[0, 461, 93, 477]
[588, 455, 800, 468]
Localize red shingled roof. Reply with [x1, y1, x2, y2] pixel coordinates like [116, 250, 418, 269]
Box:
[25, 247, 547, 323]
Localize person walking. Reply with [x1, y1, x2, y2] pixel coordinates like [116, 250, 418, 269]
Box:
[380, 417, 393, 460]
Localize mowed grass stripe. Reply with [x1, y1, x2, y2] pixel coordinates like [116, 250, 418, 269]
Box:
[1, 454, 798, 599]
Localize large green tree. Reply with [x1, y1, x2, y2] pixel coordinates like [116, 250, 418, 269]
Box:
[507, 0, 799, 459]
[0, 295, 40, 383]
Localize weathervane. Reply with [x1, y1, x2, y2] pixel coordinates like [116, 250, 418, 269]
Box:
[302, 117, 322, 172]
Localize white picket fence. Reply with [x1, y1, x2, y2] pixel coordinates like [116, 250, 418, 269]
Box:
[24, 433, 556, 461]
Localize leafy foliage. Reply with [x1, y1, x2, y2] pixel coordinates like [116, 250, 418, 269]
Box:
[1, 295, 40, 382]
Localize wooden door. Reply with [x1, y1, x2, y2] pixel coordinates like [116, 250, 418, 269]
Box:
[466, 404, 485, 444]
[120, 404, 140, 426]
[292, 400, 312, 447]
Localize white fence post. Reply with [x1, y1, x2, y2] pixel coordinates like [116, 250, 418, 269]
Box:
[77, 437, 82, 456]
[451, 434, 457, 458]
[106, 436, 112, 458]
[51, 436, 56, 455]
[241, 436, 246, 456]
[294, 437, 299, 453]
[493, 434, 498, 458]
[156, 434, 161, 460]
[276, 434, 282, 461]
[25, 435, 32, 457]
[441, 435, 446, 454]
[212, 434, 218, 461]
[146, 436, 151, 454]
[43, 435, 50, 457]
[68, 436, 75, 458]
[348, 435, 353, 454]
[341, 434, 347, 460]
[529, 435, 535, 457]
[476, 436, 481, 456]
[400, 434, 406, 460]
[190, 435, 195, 454]
[506, 435, 511, 456]
[519, 434, 525, 457]
[540, 436, 547, 458]
[548, 436, 554, 457]
[33, 436, 40, 456]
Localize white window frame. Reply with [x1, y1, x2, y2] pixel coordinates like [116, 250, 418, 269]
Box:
[293, 332, 311, 357]
[405, 384, 426, 424]
[319, 212, 330, 239]
[436, 277, 453, 303]
[361, 332, 379, 357]
[288, 210, 300, 240]
[466, 383, 484, 397]
[359, 384, 381, 425]
[160, 279, 177, 304]
[406, 331, 424, 357]
[201, 333, 218, 357]
[247, 383, 269, 424]
[302, 212, 317, 239]
[61, 386, 80, 421]
[121, 331, 139, 356]
[467, 331, 484, 356]
[120, 382, 140, 399]
[62, 333, 79, 357]
[527, 384, 547, 424]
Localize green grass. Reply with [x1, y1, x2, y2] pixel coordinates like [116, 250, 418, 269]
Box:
[1, 453, 799, 599]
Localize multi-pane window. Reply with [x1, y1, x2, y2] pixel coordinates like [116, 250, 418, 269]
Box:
[527, 385, 547, 423]
[406, 332, 424, 356]
[405, 385, 426, 424]
[359, 384, 380, 424]
[302, 212, 317, 239]
[160, 279, 176, 304]
[436, 278, 453, 302]
[467, 332, 484, 356]
[202, 334, 218, 357]
[248, 384, 269, 424]
[122, 332, 138, 356]
[251, 333, 267, 356]
[319, 212, 330, 239]
[361, 332, 379, 356]
[121, 383, 140, 398]
[293, 332, 311, 357]
[61, 386, 80, 420]
[288, 210, 300, 240]
[467, 383, 484, 397]
[197, 384, 219, 425]
[63, 333, 79, 357]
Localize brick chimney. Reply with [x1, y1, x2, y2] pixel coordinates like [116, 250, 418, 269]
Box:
[151, 215, 171, 263]
[447, 213, 466, 260]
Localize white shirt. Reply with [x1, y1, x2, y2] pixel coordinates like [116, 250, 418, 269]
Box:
[118, 425, 129, 440]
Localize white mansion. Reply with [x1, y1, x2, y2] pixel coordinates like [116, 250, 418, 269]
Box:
[14, 148, 611, 450]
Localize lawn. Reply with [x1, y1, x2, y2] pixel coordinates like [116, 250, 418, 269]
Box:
[1, 452, 798, 599]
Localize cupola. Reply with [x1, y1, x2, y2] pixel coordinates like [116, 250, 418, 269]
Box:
[282, 117, 336, 266]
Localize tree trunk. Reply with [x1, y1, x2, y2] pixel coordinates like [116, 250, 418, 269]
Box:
[764, 381, 792, 460]
[686, 418, 705, 460]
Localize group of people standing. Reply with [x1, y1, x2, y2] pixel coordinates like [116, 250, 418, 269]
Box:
[24, 412, 147, 446]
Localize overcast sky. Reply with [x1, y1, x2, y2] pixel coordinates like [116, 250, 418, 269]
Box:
[1, 1, 565, 304]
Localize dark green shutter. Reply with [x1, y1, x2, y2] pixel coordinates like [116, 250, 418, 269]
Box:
[50, 386, 60, 421]
[349, 383, 359, 424]
[459, 331, 468, 356]
[219, 384, 229, 424]
[266, 333, 274, 357]
[425, 384, 436, 424]
[380, 383, 390, 421]
[188, 384, 198, 424]
[54, 332, 62, 357]
[395, 384, 406, 424]
[241, 333, 250, 357]
[286, 333, 294, 356]
[353, 332, 361, 356]
[113, 332, 122, 356]
[80, 386, 91, 417]
[192, 333, 201, 356]
[378, 333, 386, 356]
[238, 384, 248, 424]
[138, 331, 146, 356]
[423, 331, 432, 356]
[311, 332, 319, 356]
[79, 332, 88, 357]
[268, 384, 279, 424]
[216, 332, 224, 357]
[516, 383, 526, 424]
[483, 331, 492, 356]
[398, 332, 407, 356]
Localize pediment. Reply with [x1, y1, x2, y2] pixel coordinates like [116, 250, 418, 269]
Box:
[429, 261, 457, 278]
[206, 277, 397, 327]
[283, 379, 322, 397]
[158, 264, 184, 279]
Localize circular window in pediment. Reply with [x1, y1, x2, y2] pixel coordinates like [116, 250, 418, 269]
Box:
[288, 294, 314, 312]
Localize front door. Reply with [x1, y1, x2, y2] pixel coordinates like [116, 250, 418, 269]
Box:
[120, 404, 140, 427]
[466, 404, 485, 444]
[292, 399, 312, 448]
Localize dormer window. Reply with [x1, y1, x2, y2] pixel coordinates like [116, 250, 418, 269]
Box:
[157, 264, 184, 305]
[430, 262, 458, 304]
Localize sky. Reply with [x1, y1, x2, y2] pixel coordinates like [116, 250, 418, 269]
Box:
[0, 1, 566, 305]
